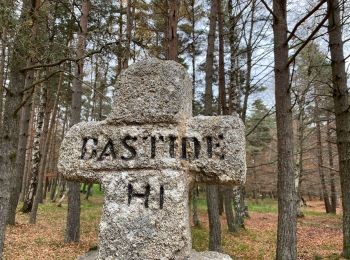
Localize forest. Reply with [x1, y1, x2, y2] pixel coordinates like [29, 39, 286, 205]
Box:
[0, 0, 350, 259]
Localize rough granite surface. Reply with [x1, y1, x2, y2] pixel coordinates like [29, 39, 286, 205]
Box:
[78, 250, 232, 260]
[58, 58, 245, 260]
[98, 170, 191, 259]
[108, 58, 192, 124]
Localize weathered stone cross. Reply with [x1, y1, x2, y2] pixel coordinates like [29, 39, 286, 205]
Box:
[58, 59, 246, 260]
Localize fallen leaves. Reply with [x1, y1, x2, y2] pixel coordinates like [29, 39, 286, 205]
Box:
[4, 198, 345, 259]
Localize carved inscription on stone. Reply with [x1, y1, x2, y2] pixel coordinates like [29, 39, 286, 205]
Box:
[127, 183, 165, 209]
[80, 134, 225, 162]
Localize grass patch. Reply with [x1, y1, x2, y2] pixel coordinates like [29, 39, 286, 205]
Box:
[247, 199, 278, 213]
[91, 184, 104, 195]
[303, 210, 341, 218]
[196, 197, 207, 213]
[192, 226, 209, 251]
[196, 195, 278, 214]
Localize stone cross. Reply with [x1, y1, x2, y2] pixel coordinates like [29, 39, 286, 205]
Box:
[58, 59, 246, 260]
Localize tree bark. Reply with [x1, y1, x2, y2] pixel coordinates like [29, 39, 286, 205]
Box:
[20, 103, 36, 203]
[232, 186, 245, 228]
[0, 29, 6, 127]
[218, 0, 226, 115]
[0, 0, 34, 255]
[296, 92, 305, 218]
[326, 112, 337, 213]
[228, 0, 240, 114]
[7, 21, 38, 219]
[0, 55, 25, 260]
[235, 0, 257, 227]
[192, 185, 200, 227]
[166, 0, 178, 61]
[48, 122, 59, 202]
[227, 0, 246, 230]
[11, 0, 41, 218]
[65, 0, 90, 243]
[314, 89, 331, 213]
[30, 73, 61, 223]
[36, 92, 54, 204]
[85, 183, 93, 200]
[273, 0, 297, 259]
[327, 0, 350, 256]
[241, 0, 256, 123]
[204, 0, 221, 252]
[204, 0, 217, 116]
[7, 84, 33, 223]
[191, 0, 196, 112]
[122, 0, 133, 69]
[224, 187, 237, 233]
[206, 185, 221, 252]
[22, 81, 47, 214]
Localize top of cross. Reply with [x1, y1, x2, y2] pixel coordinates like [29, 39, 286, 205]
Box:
[108, 58, 192, 124]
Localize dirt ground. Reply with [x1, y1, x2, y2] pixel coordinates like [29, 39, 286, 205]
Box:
[4, 198, 345, 259]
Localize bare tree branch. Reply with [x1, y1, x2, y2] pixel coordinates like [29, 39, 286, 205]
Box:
[260, 0, 277, 19]
[287, 12, 329, 67]
[287, 0, 327, 43]
[19, 41, 120, 72]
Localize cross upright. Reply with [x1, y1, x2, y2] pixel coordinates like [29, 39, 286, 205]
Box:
[58, 58, 246, 260]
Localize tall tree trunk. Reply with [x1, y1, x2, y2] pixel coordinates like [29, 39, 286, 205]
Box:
[191, 0, 196, 112]
[326, 112, 337, 213]
[235, 0, 257, 227]
[327, 0, 350, 256]
[22, 82, 47, 214]
[273, 0, 297, 259]
[85, 183, 93, 200]
[217, 0, 226, 220]
[7, 82, 34, 223]
[166, 0, 178, 61]
[314, 89, 331, 213]
[12, 0, 41, 217]
[0, 0, 35, 255]
[228, 0, 240, 114]
[241, 0, 256, 123]
[122, 0, 133, 69]
[204, 0, 217, 116]
[48, 118, 59, 202]
[36, 98, 53, 204]
[116, 0, 124, 76]
[190, 0, 200, 228]
[30, 73, 61, 223]
[20, 103, 36, 203]
[204, 0, 221, 252]
[224, 188, 237, 233]
[227, 0, 245, 231]
[65, 0, 90, 243]
[218, 0, 236, 231]
[0, 29, 6, 127]
[296, 94, 305, 218]
[27, 84, 48, 223]
[232, 186, 245, 228]
[192, 186, 200, 227]
[218, 0, 226, 115]
[0, 55, 25, 260]
[9, 0, 51, 214]
[206, 185, 221, 252]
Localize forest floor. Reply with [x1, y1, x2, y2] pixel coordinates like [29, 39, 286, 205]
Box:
[3, 188, 345, 260]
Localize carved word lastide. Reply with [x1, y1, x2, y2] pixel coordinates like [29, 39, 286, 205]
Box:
[80, 134, 225, 161]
